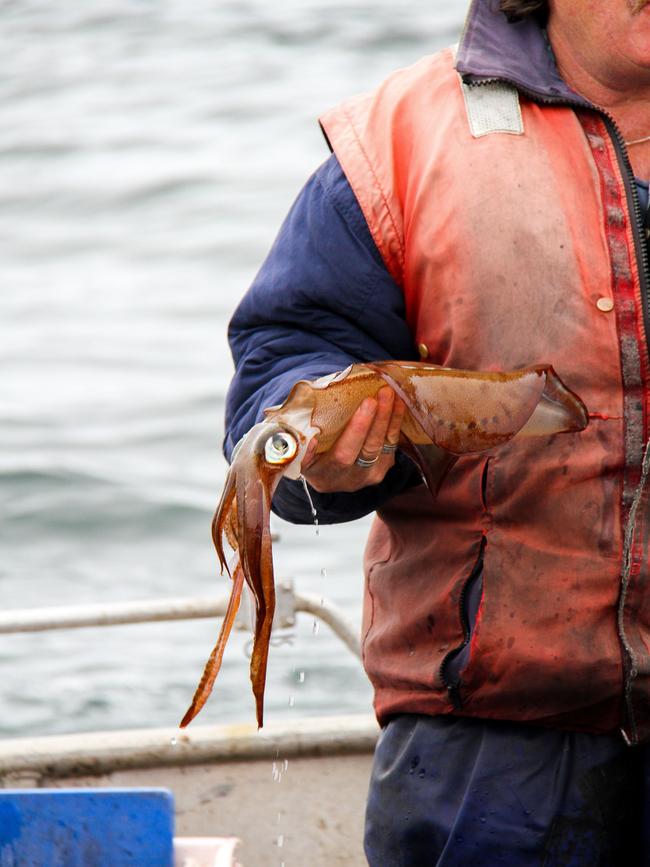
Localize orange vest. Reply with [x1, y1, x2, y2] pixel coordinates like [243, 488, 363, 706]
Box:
[320, 48, 650, 742]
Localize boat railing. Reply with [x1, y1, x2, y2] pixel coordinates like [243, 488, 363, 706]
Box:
[0, 577, 373, 784]
[0, 578, 375, 867]
[0, 578, 362, 660]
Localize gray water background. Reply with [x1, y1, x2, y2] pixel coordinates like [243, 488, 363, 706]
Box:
[0, 0, 466, 738]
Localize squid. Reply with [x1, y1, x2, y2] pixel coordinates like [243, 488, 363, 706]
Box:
[180, 361, 588, 728]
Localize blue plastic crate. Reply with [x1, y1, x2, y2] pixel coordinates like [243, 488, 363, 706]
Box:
[0, 788, 174, 867]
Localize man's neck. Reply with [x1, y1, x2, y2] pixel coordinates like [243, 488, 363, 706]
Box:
[548, 21, 650, 107]
[548, 22, 650, 178]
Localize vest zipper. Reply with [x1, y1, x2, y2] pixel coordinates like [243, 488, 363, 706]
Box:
[465, 76, 650, 742]
[617, 439, 650, 746]
[601, 116, 650, 357]
[601, 116, 650, 746]
[439, 534, 487, 709]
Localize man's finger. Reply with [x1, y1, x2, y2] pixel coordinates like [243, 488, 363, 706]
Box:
[384, 396, 406, 447]
[331, 397, 378, 465]
[359, 387, 395, 460]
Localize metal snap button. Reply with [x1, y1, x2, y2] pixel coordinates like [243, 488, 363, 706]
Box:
[418, 343, 429, 359]
[596, 297, 614, 313]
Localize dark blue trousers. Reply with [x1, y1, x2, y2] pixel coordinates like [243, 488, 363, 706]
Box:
[364, 715, 646, 867]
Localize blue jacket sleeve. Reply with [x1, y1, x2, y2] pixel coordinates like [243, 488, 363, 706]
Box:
[225, 153, 421, 524]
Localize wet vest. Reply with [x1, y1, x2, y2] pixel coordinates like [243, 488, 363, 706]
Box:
[320, 48, 650, 741]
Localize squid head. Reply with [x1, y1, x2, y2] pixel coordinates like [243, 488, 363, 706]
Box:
[180, 418, 312, 729]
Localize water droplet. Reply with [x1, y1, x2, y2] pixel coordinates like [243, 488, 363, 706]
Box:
[170, 737, 178, 747]
[288, 695, 295, 708]
[300, 476, 319, 536]
[298, 671, 305, 683]
[479, 815, 487, 824]
[321, 568, 327, 578]
[418, 769, 426, 779]
[276, 834, 284, 848]
[312, 620, 320, 635]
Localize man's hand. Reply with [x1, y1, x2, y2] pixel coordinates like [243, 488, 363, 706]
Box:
[300, 387, 406, 493]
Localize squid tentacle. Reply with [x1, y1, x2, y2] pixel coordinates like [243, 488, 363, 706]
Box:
[212, 468, 237, 575]
[248, 493, 275, 728]
[234, 469, 277, 728]
[179, 557, 245, 728]
[236, 471, 268, 617]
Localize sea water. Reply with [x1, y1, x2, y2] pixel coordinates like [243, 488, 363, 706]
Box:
[0, 0, 466, 737]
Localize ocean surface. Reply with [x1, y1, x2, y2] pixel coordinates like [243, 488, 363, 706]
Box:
[0, 0, 467, 738]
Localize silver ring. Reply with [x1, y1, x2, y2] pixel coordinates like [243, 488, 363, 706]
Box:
[355, 454, 380, 468]
[382, 442, 398, 454]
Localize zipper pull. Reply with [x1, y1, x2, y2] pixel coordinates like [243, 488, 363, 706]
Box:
[447, 683, 463, 710]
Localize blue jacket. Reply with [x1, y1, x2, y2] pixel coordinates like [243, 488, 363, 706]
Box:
[225, 153, 421, 524]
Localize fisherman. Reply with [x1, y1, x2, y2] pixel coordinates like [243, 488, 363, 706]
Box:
[225, 0, 650, 863]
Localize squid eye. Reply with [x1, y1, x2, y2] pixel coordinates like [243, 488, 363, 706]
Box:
[264, 431, 298, 465]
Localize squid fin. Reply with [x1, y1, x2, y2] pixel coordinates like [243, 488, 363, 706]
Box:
[370, 361, 550, 452]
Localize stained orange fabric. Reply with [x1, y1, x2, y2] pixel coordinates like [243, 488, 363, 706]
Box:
[321, 48, 648, 736]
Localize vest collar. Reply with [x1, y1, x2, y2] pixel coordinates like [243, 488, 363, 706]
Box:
[455, 0, 589, 106]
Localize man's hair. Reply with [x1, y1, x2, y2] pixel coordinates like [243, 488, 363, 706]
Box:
[499, 0, 548, 21]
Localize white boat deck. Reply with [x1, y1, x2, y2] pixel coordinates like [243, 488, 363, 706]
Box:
[0, 715, 378, 866]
